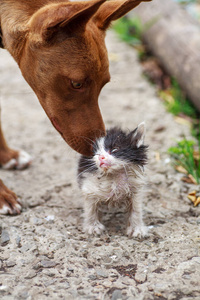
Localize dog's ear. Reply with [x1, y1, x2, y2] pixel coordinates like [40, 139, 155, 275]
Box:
[93, 0, 151, 30]
[28, 0, 106, 45]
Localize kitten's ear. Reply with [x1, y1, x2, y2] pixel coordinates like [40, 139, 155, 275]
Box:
[131, 122, 146, 148]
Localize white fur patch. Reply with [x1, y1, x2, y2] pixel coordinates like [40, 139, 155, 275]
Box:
[126, 224, 148, 238]
[84, 222, 105, 235]
[15, 203, 22, 211]
[2, 150, 32, 170]
[2, 158, 17, 170]
[16, 150, 32, 170]
[0, 205, 12, 215]
[0, 201, 22, 215]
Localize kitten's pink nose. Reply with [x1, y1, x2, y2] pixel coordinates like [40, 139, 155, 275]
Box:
[99, 155, 107, 167]
[99, 155, 106, 162]
[99, 154, 111, 170]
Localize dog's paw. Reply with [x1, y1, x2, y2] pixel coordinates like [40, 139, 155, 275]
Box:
[84, 222, 105, 235]
[126, 225, 148, 238]
[2, 150, 32, 170]
[0, 180, 22, 215]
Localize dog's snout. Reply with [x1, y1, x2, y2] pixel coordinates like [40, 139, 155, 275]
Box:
[64, 130, 105, 156]
[51, 117, 62, 133]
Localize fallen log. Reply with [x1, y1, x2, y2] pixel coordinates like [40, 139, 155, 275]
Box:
[134, 0, 200, 112]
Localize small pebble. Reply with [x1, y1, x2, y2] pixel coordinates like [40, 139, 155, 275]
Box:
[16, 236, 22, 247]
[96, 269, 108, 278]
[111, 289, 123, 300]
[33, 218, 43, 225]
[1, 230, 10, 246]
[0, 285, 8, 292]
[45, 215, 55, 223]
[44, 279, 57, 287]
[25, 270, 37, 279]
[88, 275, 97, 280]
[42, 269, 57, 277]
[135, 271, 147, 283]
[18, 290, 29, 299]
[102, 279, 113, 288]
[6, 261, 16, 268]
[40, 260, 57, 268]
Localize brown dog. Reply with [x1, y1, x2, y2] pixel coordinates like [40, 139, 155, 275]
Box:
[0, 0, 150, 214]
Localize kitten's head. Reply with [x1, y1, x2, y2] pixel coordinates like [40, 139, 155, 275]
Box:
[93, 122, 148, 173]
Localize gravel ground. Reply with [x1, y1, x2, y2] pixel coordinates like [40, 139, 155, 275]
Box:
[0, 30, 200, 300]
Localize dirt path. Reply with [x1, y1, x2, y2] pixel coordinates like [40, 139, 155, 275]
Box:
[0, 30, 200, 300]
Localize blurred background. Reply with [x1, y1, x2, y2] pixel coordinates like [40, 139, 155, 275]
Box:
[112, 0, 200, 186]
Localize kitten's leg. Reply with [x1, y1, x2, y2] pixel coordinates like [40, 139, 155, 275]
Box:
[83, 197, 105, 235]
[126, 192, 148, 238]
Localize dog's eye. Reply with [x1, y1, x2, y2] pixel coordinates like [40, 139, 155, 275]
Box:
[71, 81, 83, 89]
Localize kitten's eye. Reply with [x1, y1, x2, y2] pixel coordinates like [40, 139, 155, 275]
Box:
[71, 81, 83, 89]
[111, 148, 118, 153]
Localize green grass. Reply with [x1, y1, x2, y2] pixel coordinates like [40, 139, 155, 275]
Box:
[112, 16, 143, 46]
[168, 139, 200, 184]
[175, 0, 197, 4]
[161, 80, 200, 181]
[112, 16, 160, 59]
[159, 79, 197, 118]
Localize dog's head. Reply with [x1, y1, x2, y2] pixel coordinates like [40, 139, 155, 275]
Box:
[19, 0, 150, 155]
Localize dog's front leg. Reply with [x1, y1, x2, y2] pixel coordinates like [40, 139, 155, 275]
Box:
[0, 116, 31, 214]
[0, 179, 21, 214]
[0, 119, 32, 170]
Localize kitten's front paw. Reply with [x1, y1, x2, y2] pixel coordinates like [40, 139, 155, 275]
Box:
[84, 222, 105, 235]
[126, 225, 148, 238]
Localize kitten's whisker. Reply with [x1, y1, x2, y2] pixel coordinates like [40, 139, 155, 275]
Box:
[77, 164, 97, 178]
[122, 163, 129, 178]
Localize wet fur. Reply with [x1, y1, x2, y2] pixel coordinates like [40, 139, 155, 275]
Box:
[78, 123, 149, 237]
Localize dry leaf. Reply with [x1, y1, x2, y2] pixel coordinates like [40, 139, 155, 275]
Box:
[175, 165, 188, 174]
[187, 190, 200, 207]
[188, 174, 197, 185]
[193, 150, 200, 161]
[174, 116, 192, 128]
[194, 197, 200, 207]
[182, 175, 197, 185]
[160, 91, 174, 104]
[154, 126, 166, 133]
[155, 152, 160, 161]
[188, 190, 197, 197]
[188, 195, 196, 203]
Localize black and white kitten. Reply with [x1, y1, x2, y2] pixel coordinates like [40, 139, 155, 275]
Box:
[77, 122, 148, 238]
